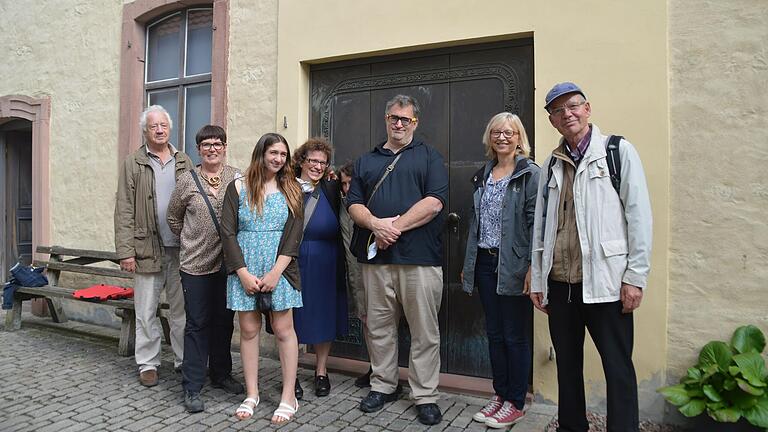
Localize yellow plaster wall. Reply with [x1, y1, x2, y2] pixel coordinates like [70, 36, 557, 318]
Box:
[0, 0, 123, 250]
[276, 0, 670, 417]
[667, 0, 768, 409]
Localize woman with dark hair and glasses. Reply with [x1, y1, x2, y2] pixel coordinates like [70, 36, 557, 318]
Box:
[167, 125, 243, 413]
[461, 113, 540, 428]
[290, 138, 348, 399]
[221, 133, 304, 424]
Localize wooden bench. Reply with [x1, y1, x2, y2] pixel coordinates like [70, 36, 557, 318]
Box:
[4, 245, 170, 356]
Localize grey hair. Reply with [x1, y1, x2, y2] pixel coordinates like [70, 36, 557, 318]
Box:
[139, 105, 173, 132]
[385, 94, 421, 118]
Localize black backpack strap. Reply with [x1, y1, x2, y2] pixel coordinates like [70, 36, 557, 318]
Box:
[606, 135, 622, 195]
[541, 155, 558, 205]
[540, 155, 558, 242]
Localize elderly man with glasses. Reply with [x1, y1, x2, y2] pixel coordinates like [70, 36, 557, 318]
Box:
[347, 94, 448, 426]
[530, 83, 653, 432]
[115, 105, 191, 387]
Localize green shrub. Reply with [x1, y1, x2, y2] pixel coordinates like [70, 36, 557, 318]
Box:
[659, 325, 768, 429]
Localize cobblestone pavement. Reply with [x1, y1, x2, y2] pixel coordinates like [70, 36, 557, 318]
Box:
[0, 314, 555, 431]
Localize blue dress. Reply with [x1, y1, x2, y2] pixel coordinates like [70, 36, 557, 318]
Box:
[226, 190, 303, 312]
[293, 188, 348, 344]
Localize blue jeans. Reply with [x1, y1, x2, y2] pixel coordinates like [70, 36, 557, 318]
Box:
[475, 249, 532, 409]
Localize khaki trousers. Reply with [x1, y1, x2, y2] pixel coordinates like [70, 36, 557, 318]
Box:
[134, 248, 185, 372]
[361, 264, 443, 405]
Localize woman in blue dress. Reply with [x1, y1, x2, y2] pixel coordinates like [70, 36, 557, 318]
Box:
[221, 133, 304, 425]
[291, 138, 348, 398]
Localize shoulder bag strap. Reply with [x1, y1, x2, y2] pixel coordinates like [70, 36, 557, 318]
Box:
[190, 170, 221, 235]
[366, 152, 403, 207]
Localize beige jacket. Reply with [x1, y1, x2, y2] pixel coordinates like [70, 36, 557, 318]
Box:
[531, 124, 653, 304]
[114, 145, 192, 273]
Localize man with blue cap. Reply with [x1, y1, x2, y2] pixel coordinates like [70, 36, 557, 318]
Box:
[530, 83, 653, 431]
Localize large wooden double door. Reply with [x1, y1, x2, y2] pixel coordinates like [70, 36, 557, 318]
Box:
[310, 38, 534, 377]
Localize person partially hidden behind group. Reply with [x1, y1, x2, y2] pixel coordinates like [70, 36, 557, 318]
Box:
[290, 138, 349, 400]
[221, 133, 304, 425]
[338, 162, 373, 388]
[167, 125, 244, 413]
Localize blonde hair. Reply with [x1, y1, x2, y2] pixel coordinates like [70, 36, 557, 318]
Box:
[244, 133, 303, 218]
[481, 112, 531, 159]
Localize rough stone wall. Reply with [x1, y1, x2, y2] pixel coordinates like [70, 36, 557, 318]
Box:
[667, 0, 768, 416]
[224, 0, 280, 357]
[224, 0, 279, 169]
[0, 0, 123, 250]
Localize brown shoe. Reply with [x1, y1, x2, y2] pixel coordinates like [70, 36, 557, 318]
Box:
[139, 369, 158, 387]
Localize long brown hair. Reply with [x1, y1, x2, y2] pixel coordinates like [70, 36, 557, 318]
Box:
[243, 133, 303, 217]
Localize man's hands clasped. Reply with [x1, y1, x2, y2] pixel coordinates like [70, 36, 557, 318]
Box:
[371, 215, 401, 250]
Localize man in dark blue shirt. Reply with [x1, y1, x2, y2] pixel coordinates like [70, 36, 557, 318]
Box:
[347, 95, 448, 426]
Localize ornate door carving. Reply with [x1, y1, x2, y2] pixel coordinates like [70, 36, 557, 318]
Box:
[310, 38, 534, 377]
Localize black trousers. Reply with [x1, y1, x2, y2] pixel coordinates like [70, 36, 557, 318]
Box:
[547, 279, 638, 432]
[180, 269, 235, 393]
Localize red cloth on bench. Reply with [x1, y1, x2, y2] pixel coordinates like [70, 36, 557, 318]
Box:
[72, 284, 134, 301]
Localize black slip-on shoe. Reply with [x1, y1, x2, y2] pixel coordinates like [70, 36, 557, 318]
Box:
[354, 367, 372, 388]
[295, 379, 304, 400]
[315, 374, 331, 397]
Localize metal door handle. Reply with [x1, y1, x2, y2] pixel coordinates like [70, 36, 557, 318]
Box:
[447, 213, 460, 234]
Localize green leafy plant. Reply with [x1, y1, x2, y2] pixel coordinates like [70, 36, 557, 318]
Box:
[659, 325, 768, 429]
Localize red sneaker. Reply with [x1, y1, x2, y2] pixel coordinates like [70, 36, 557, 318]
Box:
[485, 401, 525, 428]
[472, 395, 503, 422]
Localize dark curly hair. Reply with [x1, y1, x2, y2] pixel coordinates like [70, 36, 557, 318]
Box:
[292, 137, 333, 175]
[339, 161, 354, 178]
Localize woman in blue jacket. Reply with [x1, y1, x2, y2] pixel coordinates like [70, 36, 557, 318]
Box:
[462, 112, 540, 429]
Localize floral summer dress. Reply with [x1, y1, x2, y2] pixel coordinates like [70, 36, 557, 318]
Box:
[226, 189, 303, 311]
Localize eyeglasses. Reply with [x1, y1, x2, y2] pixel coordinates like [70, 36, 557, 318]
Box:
[305, 158, 328, 168]
[385, 114, 418, 126]
[148, 123, 169, 131]
[490, 130, 520, 139]
[200, 141, 226, 150]
[548, 100, 587, 117]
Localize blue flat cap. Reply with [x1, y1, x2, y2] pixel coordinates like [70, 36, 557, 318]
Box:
[544, 82, 586, 109]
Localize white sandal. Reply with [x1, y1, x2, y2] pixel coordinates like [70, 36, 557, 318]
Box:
[271, 398, 298, 425]
[235, 397, 259, 420]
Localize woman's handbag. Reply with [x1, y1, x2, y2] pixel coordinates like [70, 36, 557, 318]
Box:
[255, 291, 272, 312]
[350, 153, 402, 259]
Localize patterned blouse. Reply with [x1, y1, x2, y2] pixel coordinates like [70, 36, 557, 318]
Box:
[167, 165, 241, 275]
[478, 172, 512, 249]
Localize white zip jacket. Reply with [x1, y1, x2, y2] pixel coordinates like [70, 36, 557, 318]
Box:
[531, 124, 652, 305]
